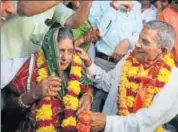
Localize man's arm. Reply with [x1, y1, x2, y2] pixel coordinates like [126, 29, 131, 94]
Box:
[105, 67, 178, 132]
[17, 1, 60, 16]
[77, 48, 126, 92]
[66, 1, 93, 28]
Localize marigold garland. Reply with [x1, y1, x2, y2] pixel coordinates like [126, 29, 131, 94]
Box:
[61, 55, 83, 132]
[118, 52, 175, 132]
[77, 110, 91, 132]
[36, 50, 55, 132]
[35, 50, 89, 132]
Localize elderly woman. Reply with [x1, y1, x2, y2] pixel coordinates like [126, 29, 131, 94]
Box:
[6, 27, 93, 132]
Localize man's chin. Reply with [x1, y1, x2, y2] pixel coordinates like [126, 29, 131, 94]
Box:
[135, 55, 146, 63]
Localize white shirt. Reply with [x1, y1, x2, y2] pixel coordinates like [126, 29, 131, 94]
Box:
[86, 56, 178, 132]
[142, 4, 157, 25]
[104, 67, 178, 132]
[88, 1, 143, 56]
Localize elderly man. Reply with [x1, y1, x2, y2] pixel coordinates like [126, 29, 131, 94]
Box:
[78, 20, 178, 131]
[88, 67, 178, 132]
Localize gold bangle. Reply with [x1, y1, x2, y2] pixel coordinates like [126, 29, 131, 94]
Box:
[18, 93, 30, 109]
[83, 93, 94, 104]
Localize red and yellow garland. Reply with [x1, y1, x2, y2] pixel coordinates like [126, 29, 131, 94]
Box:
[61, 53, 83, 132]
[118, 52, 175, 132]
[36, 50, 55, 132]
[35, 50, 84, 132]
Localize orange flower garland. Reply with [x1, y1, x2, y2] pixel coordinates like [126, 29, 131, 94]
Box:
[118, 52, 175, 132]
[77, 110, 91, 132]
[35, 50, 84, 132]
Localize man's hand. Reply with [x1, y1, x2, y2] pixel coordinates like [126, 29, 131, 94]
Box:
[77, 94, 92, 115]
[33, 76, 61, 99]
[90, 112, 106, 132]
[112, 39, 130, 61]
[75, 48, 92, 67]
[112, 1, 133, 11]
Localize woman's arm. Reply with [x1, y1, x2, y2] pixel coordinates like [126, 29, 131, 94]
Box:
[77, 86, 94, 114]
[5, 87, 40, 110]
[7, 76, 61, 110]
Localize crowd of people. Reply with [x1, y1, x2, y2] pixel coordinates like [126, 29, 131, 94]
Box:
[1, 0, 178, 132]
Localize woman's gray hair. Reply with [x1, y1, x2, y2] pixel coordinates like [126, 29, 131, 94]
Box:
[57, 26, 74, 45]
[144, 20, 176, 50]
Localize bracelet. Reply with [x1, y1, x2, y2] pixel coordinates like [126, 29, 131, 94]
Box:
[18, 93, 30, 109]
[83, 93, 94, 104]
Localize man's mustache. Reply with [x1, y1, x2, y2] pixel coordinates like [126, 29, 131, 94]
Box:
[134, 48, 144, 53]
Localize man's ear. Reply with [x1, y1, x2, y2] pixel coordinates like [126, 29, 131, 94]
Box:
[161, 47, 168, 54]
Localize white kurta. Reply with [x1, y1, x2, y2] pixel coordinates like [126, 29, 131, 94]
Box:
[86, 57, 178, 132]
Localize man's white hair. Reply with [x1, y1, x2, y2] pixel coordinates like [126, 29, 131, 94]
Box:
[144, 20, 176, 50]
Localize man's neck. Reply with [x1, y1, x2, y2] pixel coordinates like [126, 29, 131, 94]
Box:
[142, 56, 162, 70]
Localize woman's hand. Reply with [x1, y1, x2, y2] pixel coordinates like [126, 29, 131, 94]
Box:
[32, 76, 62, 99]
[77, 94, 92, 114]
